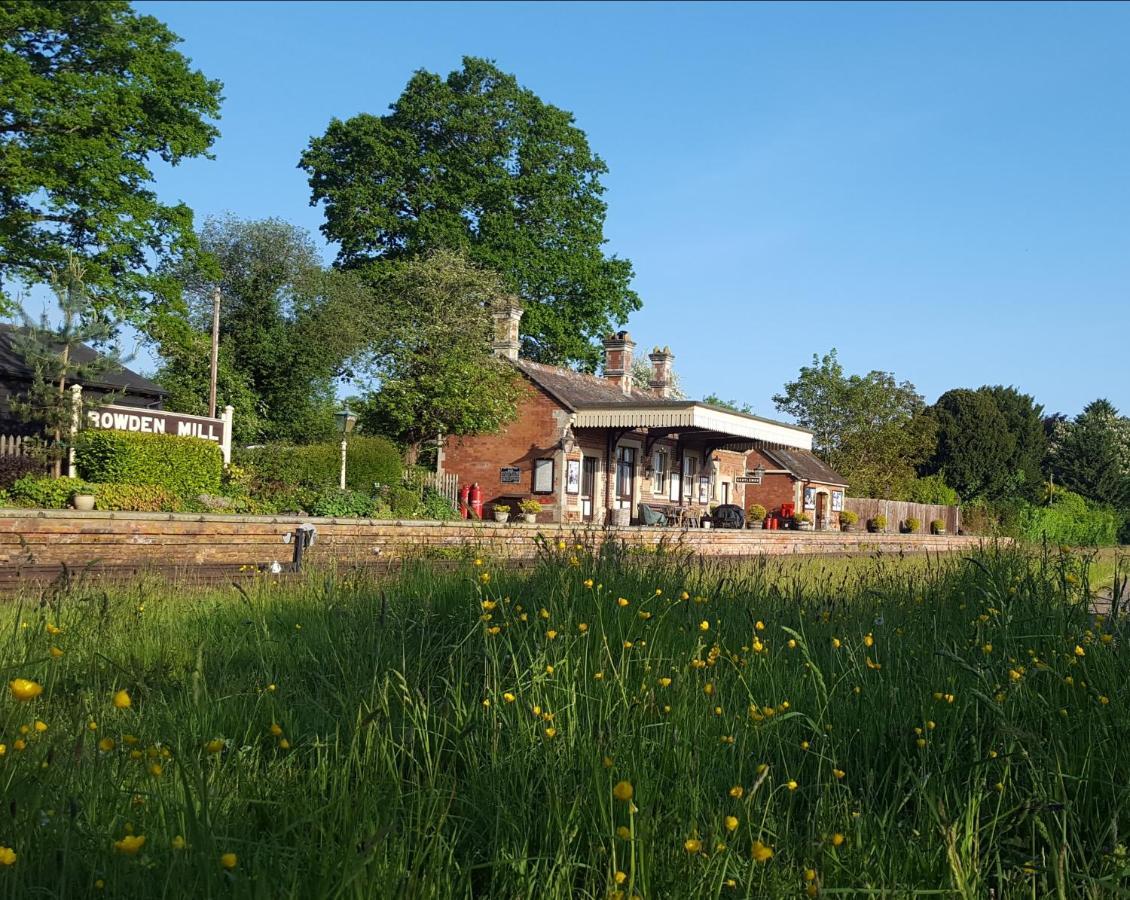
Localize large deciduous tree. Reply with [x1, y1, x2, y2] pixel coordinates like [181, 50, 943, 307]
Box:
[154, 217, 373, 444]
[354, 249, 523, 465]
[772, 349, 935, 498]
[1046, 399, 1130, 508]
[299, 56, 639, 369]
[0, 1, 223, 325]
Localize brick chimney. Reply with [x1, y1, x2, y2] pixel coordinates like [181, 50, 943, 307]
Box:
[491, 295, 523, 360]
[602, 331, 635, 395]
[648, 346, 676, 398]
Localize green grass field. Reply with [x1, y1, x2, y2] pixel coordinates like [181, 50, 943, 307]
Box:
[1, 540, 1127, 898]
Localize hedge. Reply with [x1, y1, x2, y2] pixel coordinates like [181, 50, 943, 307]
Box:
[238, 436, 402, 492]
[0, 456, 44, 489]
[1014, 490, 1119, 546]
[75, 430, 223, 498]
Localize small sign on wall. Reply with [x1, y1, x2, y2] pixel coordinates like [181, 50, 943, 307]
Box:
[533, 458, 555, 493]
[804, 487, 816, 510]
[500, 466, 521, 484]
[831, 490, 844, 512]
[566, 459, 580, 494]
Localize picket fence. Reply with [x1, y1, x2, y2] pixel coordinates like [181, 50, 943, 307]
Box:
[0, 434, 32, 457]
[404, 470, 460, 511]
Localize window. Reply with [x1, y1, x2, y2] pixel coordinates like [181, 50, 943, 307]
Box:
[682, 455, 698, 501]
[533, 458, 554, 493]
[616, 446, 635, 501]
[652, 449, 668, 495]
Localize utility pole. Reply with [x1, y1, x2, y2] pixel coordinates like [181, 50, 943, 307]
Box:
[208, 285, 221, 419]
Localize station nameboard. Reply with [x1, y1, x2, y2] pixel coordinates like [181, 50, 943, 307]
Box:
[736, 474, 763, 484]
[86, 404, 233, 463]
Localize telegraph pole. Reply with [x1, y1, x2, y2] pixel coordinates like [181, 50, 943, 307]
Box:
[208, 286, 221, 419]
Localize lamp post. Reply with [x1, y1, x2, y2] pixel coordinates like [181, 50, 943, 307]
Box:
[335, 407, 357, 490]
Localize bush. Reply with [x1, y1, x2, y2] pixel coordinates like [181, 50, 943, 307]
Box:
[907, 474, 960, 506]
[421, 487, 458, 521]
[238, 436, 402, 493]
[748, 504, 767, 521]
[10, 476, 93, 509]
[839, 510, 858, 525]
[905, 517, 921, 533]
[386, 484, 422, 518]
[0, 456, 44, 489]
[76, 431, 222, 498]
[95, 483, 182, 512]
[870, 515, 887, 531]
[308, 488, 376, 518]
[1015, 490, 1118, 547]
[931, 519, 946, 533]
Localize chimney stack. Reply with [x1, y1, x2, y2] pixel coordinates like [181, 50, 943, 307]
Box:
[491, 295, 523, 360]
[648, 346, 676, 398]
[602, 331, 635, 395]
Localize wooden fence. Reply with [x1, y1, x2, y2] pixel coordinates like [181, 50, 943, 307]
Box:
[844, 497, 961, 534]
[404, 470, 460, 511]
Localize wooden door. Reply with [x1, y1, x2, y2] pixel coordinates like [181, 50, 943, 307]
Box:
[581, 457, 596, 522]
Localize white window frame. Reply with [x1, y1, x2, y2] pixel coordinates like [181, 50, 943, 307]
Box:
[652, 449, 668, 495]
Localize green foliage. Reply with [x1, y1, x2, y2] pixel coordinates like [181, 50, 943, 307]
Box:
[517, 498, 543, 515]
[354, 251, 524, 460]
[0, 1, 222, 323]
[1046, 399, 1130, 510]
[748, 504, 767, 521]
[904, 517, 921, 533]
[1014, 489, 1118, 547]
[930, 519, 946, 532]
[702, 393, 753, 414]
[94, 483, 180, 512]
[385, 485, 423, 519]
[421, 486, 459, 521]
[237, 437, 402, 493]
[10, 475, 91, 508]
[300, 56, 639, 369]
[923, 387, 1043, 502]
[773, 349, 935, 498]
[870, 514, 888, 530]
[75, 430, 222, 498]
[154, 216, 377, 444]
[906, 473, 960, 506]
[308, 488, 377, 518]
[0, 455, 43, 489]
[838, 509, 859, 525]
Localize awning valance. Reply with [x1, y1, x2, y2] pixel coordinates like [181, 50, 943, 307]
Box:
[570, 403, 812, 451]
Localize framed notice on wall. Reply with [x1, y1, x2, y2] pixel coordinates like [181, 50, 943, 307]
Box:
[804, 487, 816, 510]
[566, 459, 580, 494]
[500, 466, 521, 484]
[697, 474, 709, 504]
[831, 490, 844, 512]
[533, 458, 555, 493]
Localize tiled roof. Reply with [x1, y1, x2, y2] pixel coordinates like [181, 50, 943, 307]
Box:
[513, 358, 660, 409]
[763, 446, 848, 486]
[0, 324, 166, 398]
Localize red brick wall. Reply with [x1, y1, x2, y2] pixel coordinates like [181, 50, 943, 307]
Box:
[441, 383, 567, 515]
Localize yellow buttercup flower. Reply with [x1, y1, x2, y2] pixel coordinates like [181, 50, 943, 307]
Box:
[34, 720, 48, 733]
[831, 638, 841, 649]
[614, 870, 627, 884]
[657, 677, 672, 688]
[1074, 645, 1086, 657]
[45, 623, 62, 636]
[0, 846, 15, 866]
[113, 834, 146, 855]
[724, 816, 739, 832]
[583, 578, 594, 588]
[699, 621, 710, 632]
[751, 840, 773, 862]
[616, 825, 631, 840]
[578, 623, 588, 633]
[171, 835, 186, 850]
[503, 692, 516, 703]
[617, 597, 630, 607]
[544, 727, 557, 738]
[49, 646, 64, 659]
[863, 633, 874, 647]
[786, 780, 798, 791]
[684, 838, 702, 853]
[830, 833, 845, 847]
[612, 780, 633, 802]
[278, 738, 291, 749]
[205, 738, 225, 754]
[729, 785, 743, 798]
[112, 690, 132, 709]
[269, 723, 283, 737]
[9, 679, 43, 702]
[98, 737, 116, 753]
[832, 768, 845, 780]
[546, 629, 558, 640]
[220, 852, 238, 869]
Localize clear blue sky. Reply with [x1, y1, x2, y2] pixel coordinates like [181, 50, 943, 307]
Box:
[136, 0, 1129, 418]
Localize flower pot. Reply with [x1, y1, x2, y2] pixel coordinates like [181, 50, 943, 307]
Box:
[840, 523, 854, 532]
[521, 513, 536, 524]
[798, 521, 813, 531]
[72, 493, 96, 512]
[493, 511, 509, 523]
[748, 520, 764, 530]
[932, 526, 947, 536]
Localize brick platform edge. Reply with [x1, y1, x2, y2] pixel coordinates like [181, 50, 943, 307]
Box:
[0, 510, 991, 589]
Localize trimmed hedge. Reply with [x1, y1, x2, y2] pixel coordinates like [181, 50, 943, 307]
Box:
[0, 456, 44, 489]
[95, 483, 180, 512]
[10, 476, 92, 509]
[76, 431, 223, 498]
[238, 436, 402, 492]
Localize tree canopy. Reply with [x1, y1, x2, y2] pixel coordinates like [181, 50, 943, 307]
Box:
[773, 349, 935, 498]
[1046, 399, 1130, 509]
[299, 56, 639, 369]
[154, 217, 373, 444]
[0, 1, 223, 326]
[354, 249, 523, 463]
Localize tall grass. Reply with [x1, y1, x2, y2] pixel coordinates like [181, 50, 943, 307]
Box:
[0, 540, 1127, 898]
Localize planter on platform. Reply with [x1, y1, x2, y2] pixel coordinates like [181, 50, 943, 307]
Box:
[492, 506, 510, 523]
[521, 513, 536, 524]
[72, 493, 96, 512]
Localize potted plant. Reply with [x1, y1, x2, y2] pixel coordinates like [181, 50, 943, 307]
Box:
[931, 518, 947, 535]
[904, 517, 921, 534]
[517, 498, 542, 524]
[839, 510, 858, 532]
[72, 489, 96, 512]
[747, 504, 767, 529]
[492, 504, 510, 523]
[868, 514, 887, 533]
[794, 512, 813, 531]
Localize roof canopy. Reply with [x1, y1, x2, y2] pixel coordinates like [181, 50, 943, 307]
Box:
[571, 402, 813, 452]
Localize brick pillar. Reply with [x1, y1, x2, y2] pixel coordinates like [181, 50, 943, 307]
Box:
[648, 346, 675, 397]
[491, 296, 523, 360]
[602, 331, 635, 395]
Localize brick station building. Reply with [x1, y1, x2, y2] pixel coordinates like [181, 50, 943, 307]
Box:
[439, 300, 848, 527]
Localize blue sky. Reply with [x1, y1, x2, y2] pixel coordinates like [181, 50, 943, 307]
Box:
[134, 0, 1128, 418]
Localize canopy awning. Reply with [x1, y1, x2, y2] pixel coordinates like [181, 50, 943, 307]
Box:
[570, 402, 812, 451]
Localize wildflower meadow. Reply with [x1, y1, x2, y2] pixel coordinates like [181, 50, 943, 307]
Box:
[1, 541, 1127, 898]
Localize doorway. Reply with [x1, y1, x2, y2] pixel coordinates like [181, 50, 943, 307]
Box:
[581, 457, 597, 522]
[815, 491, 828, 530]
[616, 446, 635, 511]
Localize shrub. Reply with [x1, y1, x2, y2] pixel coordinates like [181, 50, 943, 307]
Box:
[748, 504, 767, 521]
[0, 456, 44, 489]
[907, 474, 960, 506]
[870, 514, 888, 531]
[1015, 490, 1118, 547]
[385, 484, 422, 518]
[421, 487, 458, 521]
[95, 483, 182, 512]
[931, 519, 946, 533]
[794, 512, 811, 524]
[238, 437, 402, 493]
[76, 430, 222, 498]
[517, 498, 543, 514]
[10, 476, 93, 509]
[308, 488, 375, 518]
[905, 517, 921, 533]
[839, 510, 858, 525]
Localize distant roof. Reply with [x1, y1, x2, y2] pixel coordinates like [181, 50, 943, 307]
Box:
[0, 324, 167, 398]
[512, 358, 661, 407]
[762, 446, 848, 486]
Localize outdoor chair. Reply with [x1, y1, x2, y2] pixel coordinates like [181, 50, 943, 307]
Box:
[637, 503, 668, 527]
